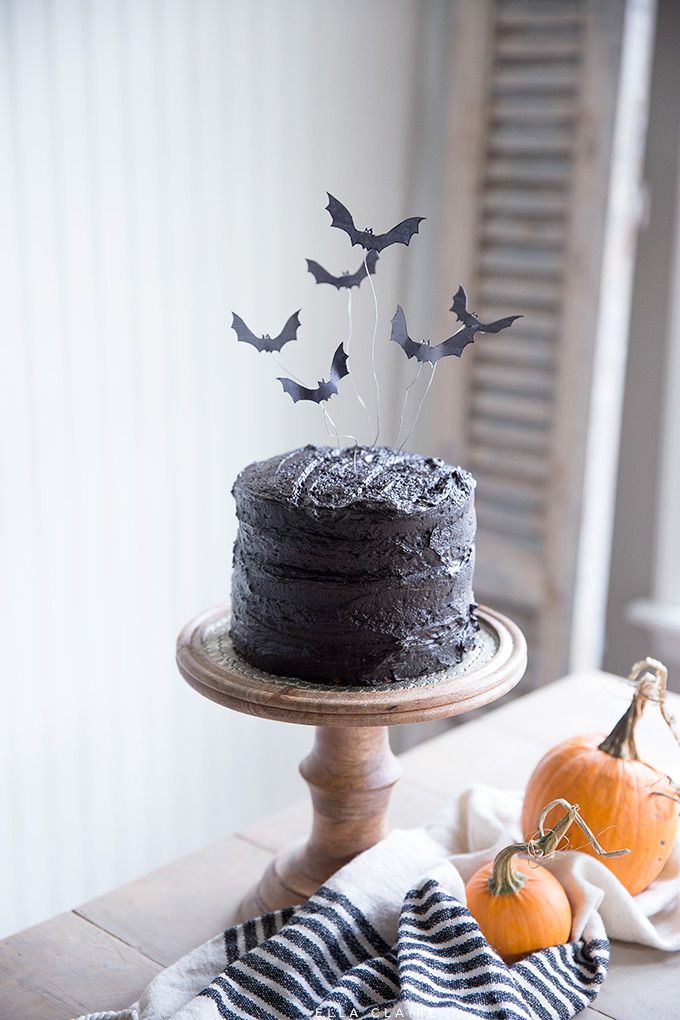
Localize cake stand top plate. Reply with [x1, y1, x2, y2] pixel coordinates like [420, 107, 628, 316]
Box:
[176, 604, 527, 727]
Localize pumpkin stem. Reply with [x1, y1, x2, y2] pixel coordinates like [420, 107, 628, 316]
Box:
[598, 657, 676, 760]
[488, 843, 529, 895]
[597, 694, 644, 759]
[488, 800, 629, 897]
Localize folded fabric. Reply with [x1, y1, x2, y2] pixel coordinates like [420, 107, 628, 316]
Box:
[75, 785, 680, 1020]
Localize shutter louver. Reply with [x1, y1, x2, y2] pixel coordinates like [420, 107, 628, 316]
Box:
[441, 0, 655, 688]
[472, 0, 581, 581]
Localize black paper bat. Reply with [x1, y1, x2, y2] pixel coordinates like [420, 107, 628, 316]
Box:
[306, 250, 379, 290]
[326, 193, 425, 252]
[277, 343, 349, 404]
[231, 310, 301, 353]
[451, 285, 522, 338]
[390, 289, 522, 364]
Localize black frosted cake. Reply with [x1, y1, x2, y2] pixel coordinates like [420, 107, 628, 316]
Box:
[230, 444, 478, 685]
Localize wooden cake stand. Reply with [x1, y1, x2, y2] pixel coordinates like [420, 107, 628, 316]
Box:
[176, 604, 526, 917]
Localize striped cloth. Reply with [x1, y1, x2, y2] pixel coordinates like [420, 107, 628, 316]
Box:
[194, 881, 608, 1020]
[76, 785, 680, 1020]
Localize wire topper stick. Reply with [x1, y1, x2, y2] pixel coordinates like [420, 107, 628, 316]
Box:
[364, 252, 381, 444]
[399, 363, 437, 451]
[324, 193, 425, 447]
[395, 362, 424, 449]
[345, 290, 373, 438]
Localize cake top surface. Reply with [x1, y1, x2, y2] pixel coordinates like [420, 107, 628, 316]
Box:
[234, 445, 474, 515]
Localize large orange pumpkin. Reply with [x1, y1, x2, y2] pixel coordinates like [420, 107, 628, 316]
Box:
[522, 658, 679, 896]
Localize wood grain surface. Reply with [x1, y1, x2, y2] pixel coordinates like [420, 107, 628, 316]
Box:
[0, 911, 160, 1020]
[2, 671, 678, 1020]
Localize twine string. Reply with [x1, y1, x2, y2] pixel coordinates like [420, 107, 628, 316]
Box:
[627, 657, 680, 746]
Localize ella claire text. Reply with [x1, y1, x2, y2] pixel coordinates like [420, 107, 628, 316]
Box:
[316, 1010, 404, 1018]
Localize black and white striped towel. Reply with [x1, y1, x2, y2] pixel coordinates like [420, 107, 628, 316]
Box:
[76, 785, 680, 1020]
[191, 879, 608, 1020]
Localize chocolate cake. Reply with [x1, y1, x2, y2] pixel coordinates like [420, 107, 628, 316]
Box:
[230, 444, 478, 685]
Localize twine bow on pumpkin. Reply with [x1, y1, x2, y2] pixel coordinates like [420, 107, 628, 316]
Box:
[620, 659, 680, 809]
[487, 798, 629, 899]
[530, 798, 631, 862]
[492, 799, 629, 897]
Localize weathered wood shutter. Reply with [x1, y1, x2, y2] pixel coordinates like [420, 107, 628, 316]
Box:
[430, 0, 656, 688]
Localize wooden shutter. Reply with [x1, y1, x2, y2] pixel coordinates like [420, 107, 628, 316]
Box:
[430, 0, 656, 688]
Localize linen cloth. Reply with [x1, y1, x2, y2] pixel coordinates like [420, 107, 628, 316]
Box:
[76, 785, 680, 1020]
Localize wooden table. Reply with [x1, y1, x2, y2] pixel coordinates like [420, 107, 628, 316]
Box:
[1, 670, 678, 1020]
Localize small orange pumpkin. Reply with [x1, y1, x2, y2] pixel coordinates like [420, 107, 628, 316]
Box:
[521, 658, 679, 896]
[466, 800, 627, 962]
[466, 852, 571, 964]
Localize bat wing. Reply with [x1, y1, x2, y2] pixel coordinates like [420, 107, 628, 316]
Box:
[231, 312, 264, 349]
[478, 314, 523, 334]
[329, 342, 349, 387]
[364, 249, 380, 277]
[451, 288, 522, 335]
[370, 216, 425, 252]
[340, 249, 380, 288]
[268, 310, 301, 351]
[306, 259, 340, 288]
[277, 343, 348, 404]
[450, 286, 477, 328]
[326, 193, 360, 245]
[389, 305, 433, 363]
[231, 310, 300, 353]
[430, 326, 478, 361]
[277, 376, 320, 403]
[431, 310, 522, 359]
[306, 254, 378, 290]
[327, 193, 424, 252]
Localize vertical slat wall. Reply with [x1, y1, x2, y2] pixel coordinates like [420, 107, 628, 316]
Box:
[435, 0, 655, 689]
[0, 0, 423, 937]
[470, 1, 584, 686]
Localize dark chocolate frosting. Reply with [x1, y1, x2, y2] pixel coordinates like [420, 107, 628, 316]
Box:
[230, 445, 478, 685]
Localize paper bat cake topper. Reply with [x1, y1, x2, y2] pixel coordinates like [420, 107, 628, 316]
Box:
[306, 250, 379, 290]
[277, 343, 349, 404]
[451, 285, 522, 339]
[229, 191, 524, 440]
[231, 310, 301, 353]
[326, 193, 424, 252]
[390, 286, 522, 364]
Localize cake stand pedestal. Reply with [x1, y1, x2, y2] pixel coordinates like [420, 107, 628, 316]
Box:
[176, 604, 526, 918]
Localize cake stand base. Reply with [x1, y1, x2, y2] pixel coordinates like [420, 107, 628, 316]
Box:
[176, 604, 526, 918]
[240, 725, 401, 917]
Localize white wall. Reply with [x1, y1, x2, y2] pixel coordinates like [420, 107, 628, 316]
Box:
[0, 0, 441, 937]
[604, 0, 680, 687]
